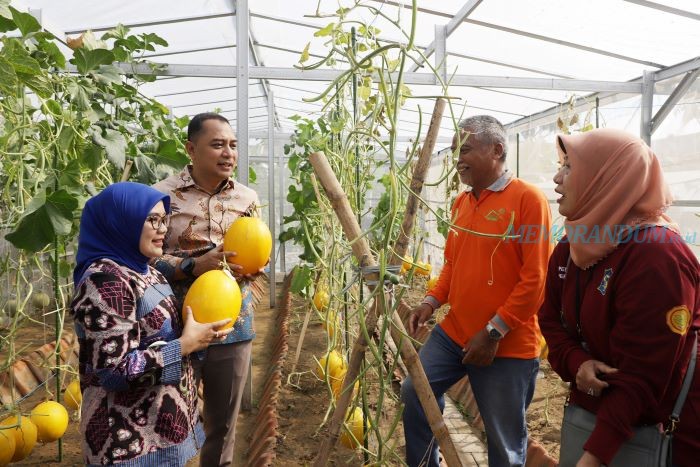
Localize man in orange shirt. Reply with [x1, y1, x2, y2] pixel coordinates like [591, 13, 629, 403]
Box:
[402, 115, 552, 467]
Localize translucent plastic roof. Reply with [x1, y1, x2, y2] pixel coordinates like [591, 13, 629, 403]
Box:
[11, 0, 700, 144]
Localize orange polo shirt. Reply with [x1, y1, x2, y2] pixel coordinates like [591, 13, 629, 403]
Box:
[428, 176, 552, 359]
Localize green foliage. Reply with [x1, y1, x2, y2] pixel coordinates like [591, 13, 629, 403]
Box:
[289, 264, 313, 294]
[370, 173, 403, 245]
[0, 18, 187, 253]
[71, 48, 115, 73]
[284, 0, 428, 298]
[279, 116, 329, 268]
[5, 189, 79, 251]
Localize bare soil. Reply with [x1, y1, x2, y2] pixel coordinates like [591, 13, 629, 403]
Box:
[272, 274, 568, 465]
[3, 276, 567, 465]
[3, 317, 84, 466]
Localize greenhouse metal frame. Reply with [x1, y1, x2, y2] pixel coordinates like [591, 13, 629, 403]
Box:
[9, 0, 700, 297]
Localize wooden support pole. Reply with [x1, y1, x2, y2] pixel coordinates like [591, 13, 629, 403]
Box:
[392, 97, 446, 266]
[382, 97, 464, 466]
[310, 124, 462, 466]
[387, 312, 461, 466]
[309, 151, 383, 467]
[119, 160, 134, 182]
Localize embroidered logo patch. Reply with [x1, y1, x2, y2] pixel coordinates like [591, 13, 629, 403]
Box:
[666, 306, 691, 335]
[597, 268, 613, 295]
[484, 208, 506, 221]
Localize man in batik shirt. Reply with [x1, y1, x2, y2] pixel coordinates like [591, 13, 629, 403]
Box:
[153, 112, 261, 467]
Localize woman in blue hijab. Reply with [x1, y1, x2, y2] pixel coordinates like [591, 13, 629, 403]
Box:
[71, 182, 231, 466]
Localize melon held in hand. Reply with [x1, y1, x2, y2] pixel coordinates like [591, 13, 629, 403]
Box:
[183, 269, 241, 330]
[223, 217, 272, 275]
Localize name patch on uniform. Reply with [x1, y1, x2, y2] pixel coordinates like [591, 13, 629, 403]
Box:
[597, 268, 613, 295]
[558, 265, 567, 279]
[666, 305, 691, 335]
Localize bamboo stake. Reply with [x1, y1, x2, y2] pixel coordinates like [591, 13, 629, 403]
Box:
[395, 97, 446, 323]
[309, 151, 383, 467]
[391, 97, 445, 266]
[119, 160, 134, 182]
[381, 97, 464, 466]
[289, 306, 313, 375]
[310, 141, 461, 467]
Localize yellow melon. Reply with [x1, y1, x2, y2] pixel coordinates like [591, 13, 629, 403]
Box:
[223, 217, 272, 275]
[0, 427, 16, 467]
[0, 415, 37, 462]
[339, 407, 365, 449]
[183, 269, 241, 330]
[30, 401, 68, 443]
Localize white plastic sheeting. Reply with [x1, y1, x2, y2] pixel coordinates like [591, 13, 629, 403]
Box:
[9, 0, 700, 266]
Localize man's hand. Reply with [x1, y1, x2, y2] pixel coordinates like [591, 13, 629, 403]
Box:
[408, 303, 433, 336]
[576, 359, 618, 397]
[192, 244, 236, 276]
[462, 329, 498, 366]
[226, 252, 266, 281]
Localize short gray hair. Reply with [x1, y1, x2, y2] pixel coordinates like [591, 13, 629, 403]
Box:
[458, 115, 507, 160]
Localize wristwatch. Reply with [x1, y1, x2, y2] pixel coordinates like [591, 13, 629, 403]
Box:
[180, 257, 196, 278]
[485, 322, 504, 341]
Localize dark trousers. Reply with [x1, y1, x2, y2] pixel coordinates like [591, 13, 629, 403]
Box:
[192, 340, 252, 467]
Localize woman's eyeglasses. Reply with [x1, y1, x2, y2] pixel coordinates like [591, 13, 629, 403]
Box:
[146, 214, 170, 230]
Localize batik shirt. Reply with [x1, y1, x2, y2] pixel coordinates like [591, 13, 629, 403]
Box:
[152, 166, 260, 344]
[71, 259, 200, 465]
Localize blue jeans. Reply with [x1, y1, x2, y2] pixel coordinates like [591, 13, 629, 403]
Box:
[401, 325, 539, 467]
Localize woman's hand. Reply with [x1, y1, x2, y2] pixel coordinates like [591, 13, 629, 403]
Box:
[576, 451, 602, 467]
[576, 359, 618, 397]
[179, 306, 233, 356]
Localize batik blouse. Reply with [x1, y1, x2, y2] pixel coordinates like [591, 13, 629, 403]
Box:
[71, 259, 201, 465]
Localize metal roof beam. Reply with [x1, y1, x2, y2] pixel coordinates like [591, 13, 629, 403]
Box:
[65, 12, 234, 35]
[65, 62, 643, 92]
[251, 11, 577, 80]
[472, 87, 562, 104]
[170, 95, 265, 109]
[213, 105, 268, 113]
[144, 44, 236, 59]
[409, 0, 483, 72]
[370, 0, 665, 69]
[653, 56, 700, 82]
[504, 55, 699, 130]
[255, 67, 641, 92]
[622, 0, 700, 21]
[448, 51, 575, 79]
[651, 68, 700, 134]
[447, 75, 640, 93]
[253, 41, 348, 64]
[153, 84, 237, 98]
[249, 11, 321, 30]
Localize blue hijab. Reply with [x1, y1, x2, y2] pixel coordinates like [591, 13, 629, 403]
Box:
[73, 182, 171, 284]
